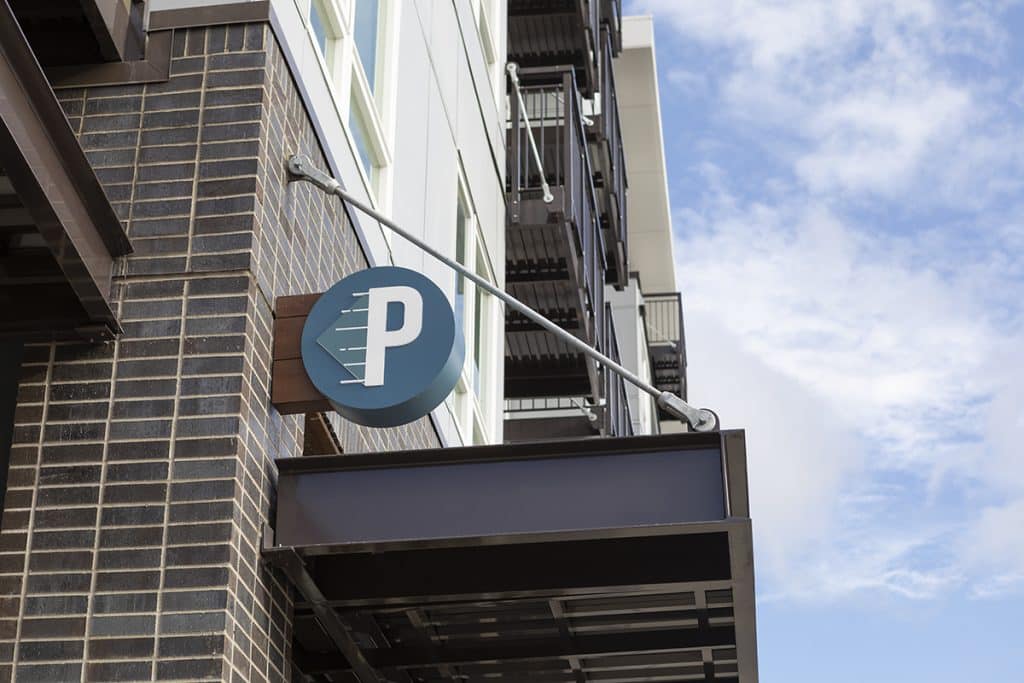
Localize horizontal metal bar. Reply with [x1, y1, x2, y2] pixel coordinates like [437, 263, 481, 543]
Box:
[302, 624, 738, 671]
[286, 154, 717, 432]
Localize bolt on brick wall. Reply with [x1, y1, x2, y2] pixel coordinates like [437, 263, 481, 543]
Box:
[0, 22, 439, 683]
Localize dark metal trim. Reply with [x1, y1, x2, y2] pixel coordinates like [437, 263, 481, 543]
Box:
[82, 0, 145, 62]
[0, 339, 24, 520]
[286, 519, 738, 559]
[278, 430, 725, 474]
[46, 0, 272, 89]
[724, 430, 750, 518]
[729, 520, 759, 682]
[47, 29, 172, 90]
[0, 2, 131, 257]
[148, 0, 272, 31]
[312, 625, 738, 672]
[263, 546, 385, 683]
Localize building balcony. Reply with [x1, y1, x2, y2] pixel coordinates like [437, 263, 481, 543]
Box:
[600, 0, 623, 55]
[600, 301, 632, 436]
[644, 292, 688, 421]
[508, 0, 600, 96]
[506, 66, 606, 400]
[590, 27, 628, 288]
[505, 303, 633, 441]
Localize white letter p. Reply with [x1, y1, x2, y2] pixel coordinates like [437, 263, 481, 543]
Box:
[363, 286, 424, 387]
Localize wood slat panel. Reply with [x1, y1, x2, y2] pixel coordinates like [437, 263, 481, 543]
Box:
[276, 293, 320, 319]
[271, 294, 330, 415]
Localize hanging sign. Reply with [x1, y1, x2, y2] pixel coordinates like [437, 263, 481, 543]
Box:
[300, 267, 464, 427]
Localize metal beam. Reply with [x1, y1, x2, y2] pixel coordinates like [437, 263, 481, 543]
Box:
[549, 599, 586, 683]
[263, 546, 386, 683]
[403, 608, 456, 680]
[302, 625, 737, 673]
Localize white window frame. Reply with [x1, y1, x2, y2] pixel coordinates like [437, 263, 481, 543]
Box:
[298, 0, 399, 213]
[469, 0, 504, 105]
[450, 173, 500, 446]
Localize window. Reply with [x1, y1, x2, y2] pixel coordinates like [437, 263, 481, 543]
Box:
[310, 1, 332, 57]
[302, 0, 396, 201]
[353, 0, 381, 95]
[472, 246, 488, 397]
[308, 0, 341, 70]
[348, 94, 377, 182]
[470, 0, 502, 103]
[451, 180, 497, 445]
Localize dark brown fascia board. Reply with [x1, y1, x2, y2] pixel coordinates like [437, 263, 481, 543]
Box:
[0, 119, 120, 328]
[278, 520, 738, 561]
[0, 0, 131, 259]
[81, 0, 140, 62]
[45, 29, 171, 90]
[147, 0, 271, 31]
[0, 1, 129, 329]
[277, 430, 726, 474]
[46, 1, 273, 89]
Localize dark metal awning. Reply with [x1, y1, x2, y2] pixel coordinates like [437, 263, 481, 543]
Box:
[265, 431, 759, 682]
[0, 1, 131, 340]
[8, 0, 144, 66]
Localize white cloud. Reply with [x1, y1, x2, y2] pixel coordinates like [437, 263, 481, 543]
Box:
[676, 189, 1024, 600]
[679, 194, 1002, 460]
[641, 0, 1024, 601]
[796, 83, 971, 196]
[666, 68, 709, 95]
[638, 0, 1021, 201]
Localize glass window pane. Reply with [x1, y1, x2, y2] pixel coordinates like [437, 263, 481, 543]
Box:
[473, 282, 485, 397]
[310, 1, 331, 60]
[354, 0, 380, 92]
[349, 104, 374, 180]
[472, 248, 488, 397]
[455, 200, 468, 333]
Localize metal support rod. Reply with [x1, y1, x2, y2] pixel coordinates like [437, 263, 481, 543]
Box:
[287, 154, 718, 432]
[506, 62, 555, 204]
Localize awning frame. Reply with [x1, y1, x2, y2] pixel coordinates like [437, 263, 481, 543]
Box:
[264, 431, 758, 682]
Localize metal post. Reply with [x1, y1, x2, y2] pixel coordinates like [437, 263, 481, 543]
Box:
[286, 154, 718, 432]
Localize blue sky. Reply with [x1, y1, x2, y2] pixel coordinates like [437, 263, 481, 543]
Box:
[629, 1, 1024, 680]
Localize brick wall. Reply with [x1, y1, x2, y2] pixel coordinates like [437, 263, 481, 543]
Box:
[0, 22, 439, 682]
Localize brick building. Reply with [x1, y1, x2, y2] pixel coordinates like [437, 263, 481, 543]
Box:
[0, 1, 758, 681]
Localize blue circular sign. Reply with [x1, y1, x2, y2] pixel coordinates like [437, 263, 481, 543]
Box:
[301, 267, 464, 427]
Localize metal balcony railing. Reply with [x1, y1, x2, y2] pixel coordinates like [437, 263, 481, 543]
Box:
[644, 293, 688, 418]
[506, 67, 606, 375]
[592, 27, 628, 287]
[600, 0, 623, 54]
[503, 303, 632, 438]
[602, 302, 632, 436]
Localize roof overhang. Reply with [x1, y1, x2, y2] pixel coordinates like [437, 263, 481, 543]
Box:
[8, 0, 144, 66]
[265, 431, 759, 681]
[0, 0, 130, 339]
[616, 16, 677, 294]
